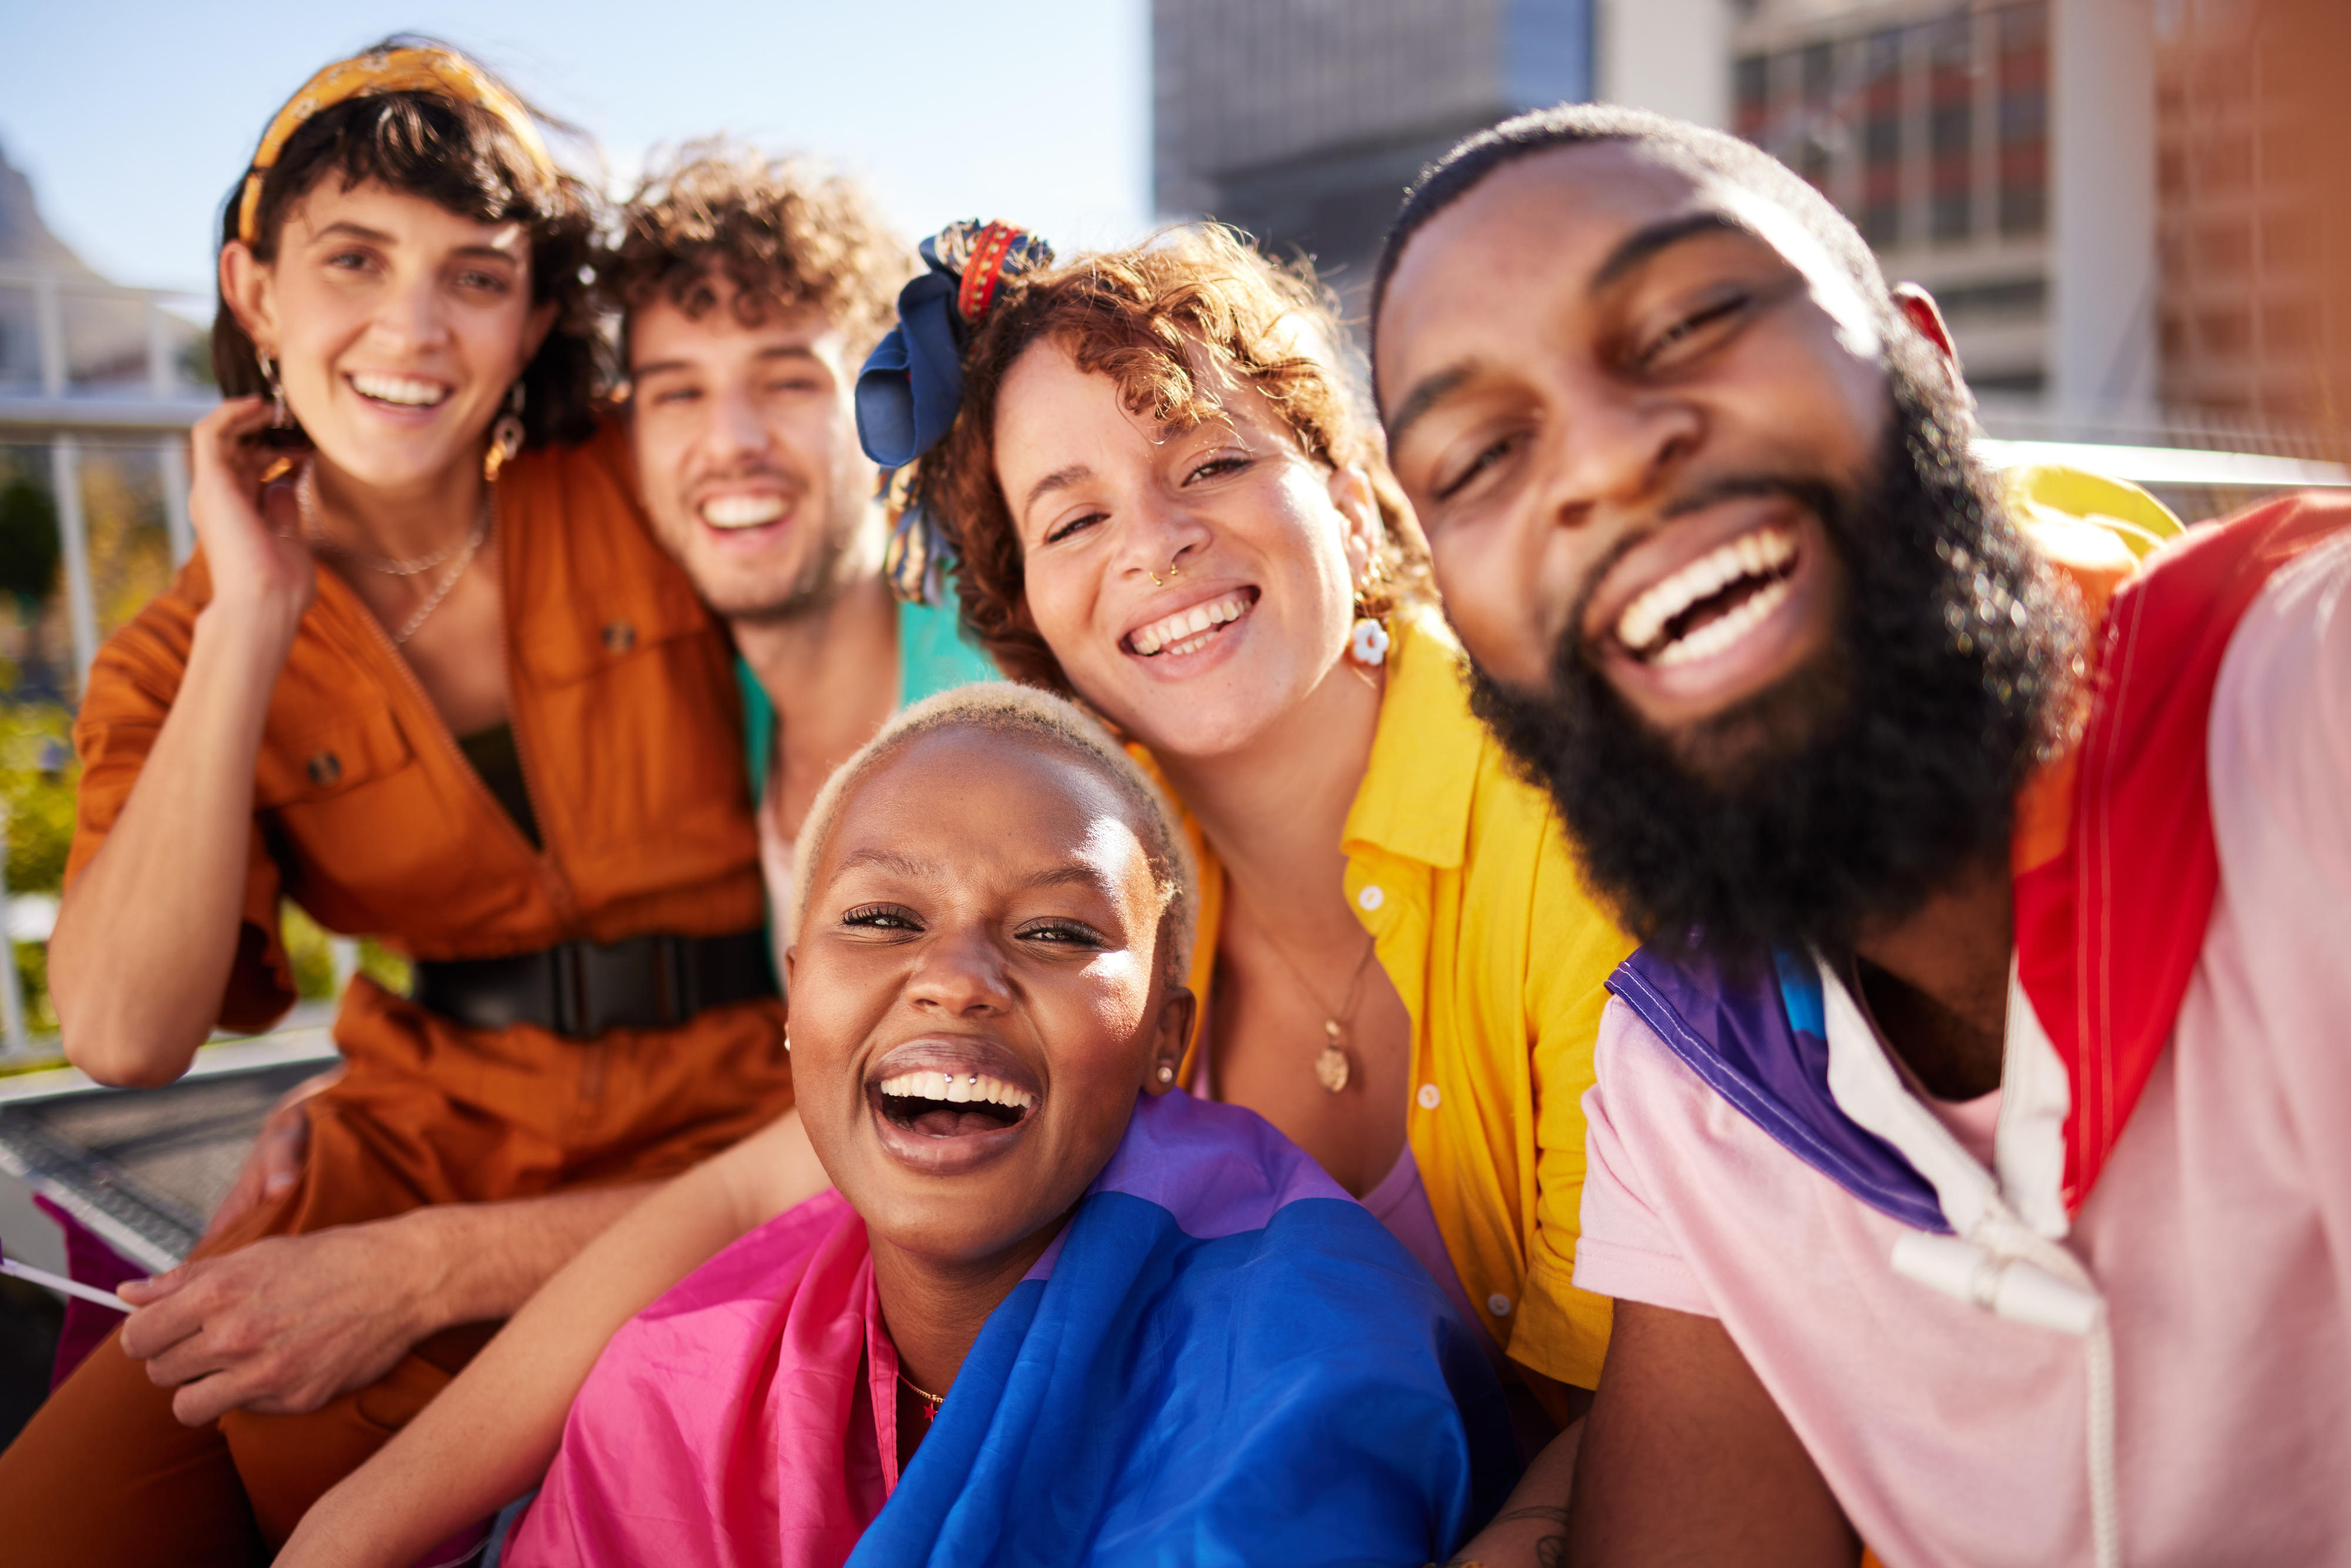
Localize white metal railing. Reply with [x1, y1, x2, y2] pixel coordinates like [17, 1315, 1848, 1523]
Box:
[0, 262, 213, 686]
[1, 263, 215, 1067]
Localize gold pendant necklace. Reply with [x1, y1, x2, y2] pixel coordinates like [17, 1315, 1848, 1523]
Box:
[1314, 1020, 1352, 1093]
[1261, 923, 1379, 1095]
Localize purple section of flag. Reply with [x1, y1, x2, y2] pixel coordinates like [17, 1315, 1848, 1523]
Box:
[1610, 949, 1950, 1234]
[1023, 1091, 1348, 1283]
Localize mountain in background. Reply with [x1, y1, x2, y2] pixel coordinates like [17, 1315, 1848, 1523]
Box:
[0, 138, 207, 394]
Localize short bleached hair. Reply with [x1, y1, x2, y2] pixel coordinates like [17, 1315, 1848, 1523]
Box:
[791, 682, 1198, 983]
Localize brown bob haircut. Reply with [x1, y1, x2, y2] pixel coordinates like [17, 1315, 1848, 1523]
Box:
[210, 36, 603, 450]
[601, 144, 913, 371]
[927, 224, 1434, 695]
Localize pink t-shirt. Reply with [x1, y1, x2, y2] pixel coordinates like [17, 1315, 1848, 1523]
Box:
[1573, 531, 2351, 1567]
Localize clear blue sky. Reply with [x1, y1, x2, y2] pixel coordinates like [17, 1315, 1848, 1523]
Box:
[1, 0, 1151, 297]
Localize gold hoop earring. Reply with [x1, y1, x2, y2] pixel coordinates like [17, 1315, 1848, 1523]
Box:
[257, 349, 289, 428]
[484, 380, 525, 483]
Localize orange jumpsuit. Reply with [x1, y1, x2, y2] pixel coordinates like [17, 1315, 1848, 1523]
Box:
[0, 422, 793, 1562]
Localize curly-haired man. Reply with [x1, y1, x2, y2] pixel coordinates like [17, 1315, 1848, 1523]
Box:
[605, 146, 993, 934]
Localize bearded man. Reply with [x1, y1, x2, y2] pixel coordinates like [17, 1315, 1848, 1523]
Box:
[1372, 105, 2350, 1567]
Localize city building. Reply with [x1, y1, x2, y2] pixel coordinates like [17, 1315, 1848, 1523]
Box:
[1152, 0, 1600, 320]
[1730, 0, 2166, 441]
[2152, 0, 2342, 449]
[1155, 0, 2340, 465]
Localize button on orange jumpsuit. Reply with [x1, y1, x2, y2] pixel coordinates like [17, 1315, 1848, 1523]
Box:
[0, 421, 793, 1562]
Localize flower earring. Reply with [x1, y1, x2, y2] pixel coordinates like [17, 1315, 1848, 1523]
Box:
[484, 380, 525, 483]
[1349, 604, 1391, 667]
[257, 349, 289, 428]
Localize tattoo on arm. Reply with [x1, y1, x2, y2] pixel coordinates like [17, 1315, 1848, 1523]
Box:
[1446, 1505, 1571, 1568]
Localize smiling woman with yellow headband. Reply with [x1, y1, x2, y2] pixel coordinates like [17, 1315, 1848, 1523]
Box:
[0, 38, 791, 1562]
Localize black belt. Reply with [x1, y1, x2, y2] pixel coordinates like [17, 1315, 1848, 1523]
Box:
[411, 930, 777, 1040]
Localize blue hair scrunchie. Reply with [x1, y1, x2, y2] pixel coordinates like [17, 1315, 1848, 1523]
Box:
[856, 221, 1054, 605]
[855, 267, 964, 471]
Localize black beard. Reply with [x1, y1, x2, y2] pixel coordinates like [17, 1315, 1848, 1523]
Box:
[1471, 350, 2082, 965]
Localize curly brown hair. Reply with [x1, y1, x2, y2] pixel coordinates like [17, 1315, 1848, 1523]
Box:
[602, 143, 913, 369]
[212, 38, 604, 450]
[923, 225, 1432, 694]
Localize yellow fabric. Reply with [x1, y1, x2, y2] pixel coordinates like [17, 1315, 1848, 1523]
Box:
[2002, 463, 2183, 561]
[237, 45, 555, 242]
[2008, 463, 2188, 873]
[1163, 607, 1635, 1389]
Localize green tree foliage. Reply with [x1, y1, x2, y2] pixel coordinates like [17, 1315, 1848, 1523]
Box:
[0, 479, 61, 606]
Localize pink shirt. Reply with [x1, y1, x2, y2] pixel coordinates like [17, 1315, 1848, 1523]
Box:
[1573, 532, 2351, 1567]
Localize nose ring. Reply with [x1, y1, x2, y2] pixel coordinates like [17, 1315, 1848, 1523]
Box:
[1149, 558, 1184, 588]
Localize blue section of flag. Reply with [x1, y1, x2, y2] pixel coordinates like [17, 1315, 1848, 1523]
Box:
[1772, 947, 1827, 1037]
[848, 1098, 1517, 1567]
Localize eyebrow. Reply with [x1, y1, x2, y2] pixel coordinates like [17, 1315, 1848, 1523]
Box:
[1384, 364, 1475, 451]
[1020, 463, 1093, 522]
[629, 345, 822, 380]
[1588, 209, 1756, 292]
[832, 848, 1116, 899]
[310, 220, 396, 246]
[1384, 209, 1760, 450]
[836, 848, 942, 880]
[308, 221, 522, 266]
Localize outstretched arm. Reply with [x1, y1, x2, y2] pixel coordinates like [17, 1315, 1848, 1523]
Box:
[1565, 1302, 1858, 1568]
[275, 1109, 828, 1568]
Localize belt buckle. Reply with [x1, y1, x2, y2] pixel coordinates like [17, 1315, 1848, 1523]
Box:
[550, 941, 590, 1040]
[553, 935, 689, 1040]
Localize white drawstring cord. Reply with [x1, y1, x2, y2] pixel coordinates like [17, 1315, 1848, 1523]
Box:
[2084, 1312, 2119, 1568]
[1891, 1229, 2121, 1567]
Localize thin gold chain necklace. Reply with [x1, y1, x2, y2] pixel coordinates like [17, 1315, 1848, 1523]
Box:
[298, 458, 493, 645]
[1255, 922, 1378, 1094]
[297, 459, 470, 575]
[897, 1371, 947, 1422]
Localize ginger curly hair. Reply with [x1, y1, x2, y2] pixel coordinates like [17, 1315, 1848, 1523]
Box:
[923, 225, 1433, 694]
[602, 142, 913, 367]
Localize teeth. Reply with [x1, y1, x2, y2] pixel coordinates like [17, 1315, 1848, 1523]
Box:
[877, 1069, 1037, 1113]
[1650, 575, 1794, 667]
[350, 373, 450, 408]
[1129, 592, 1254, 657]
[1616, 527, 1796, 654]
[700, 494, 789, 530]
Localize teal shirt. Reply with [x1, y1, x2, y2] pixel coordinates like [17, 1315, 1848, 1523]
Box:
[736, 595, 996, 803]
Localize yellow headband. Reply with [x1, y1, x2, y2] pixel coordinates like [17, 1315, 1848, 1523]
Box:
[236, 46, 557, 244]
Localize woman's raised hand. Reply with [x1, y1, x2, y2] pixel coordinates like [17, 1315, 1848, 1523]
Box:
[188, 396, 316, 629]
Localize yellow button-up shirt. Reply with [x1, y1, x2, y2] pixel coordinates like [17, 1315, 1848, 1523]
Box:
[1168, 605, 1635, 1390]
